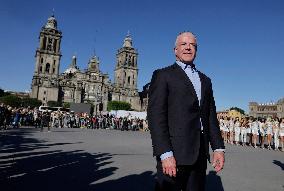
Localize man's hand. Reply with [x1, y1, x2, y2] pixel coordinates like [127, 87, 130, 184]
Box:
[161, 156, 177, 177]
[212, 151, 225, 173]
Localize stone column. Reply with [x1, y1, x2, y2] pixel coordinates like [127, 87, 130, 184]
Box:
[56, 39, 60, 53]
[55, 59, 59, 76]
[45, 37, 49, 50]
[134, 56, 137, 67]
[42, 62, 46, 74]
[39, 36, 44, 49]
[34, 54, 40, 74]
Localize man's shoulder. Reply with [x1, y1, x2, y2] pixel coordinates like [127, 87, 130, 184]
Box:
[153, 63, 176, 74]
[198, 70, 211, 82]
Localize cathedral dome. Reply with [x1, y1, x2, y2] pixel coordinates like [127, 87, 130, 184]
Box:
[64, 55, 80, 74]
[123, 32, 133, 48]
[45, 15, 57, 29]
[64, 67, 79, 74]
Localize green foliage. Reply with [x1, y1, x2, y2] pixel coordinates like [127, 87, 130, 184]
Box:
[230, 107, 245, 115]
[21, 97, 42, 108]
[0, 88, 11, 97]
[107, 101, 131, 111]
[62, 102, 71, 109]
[0, 89, 4, 97]
[0, 95, 22, 107]
[47, 101, 61, 107]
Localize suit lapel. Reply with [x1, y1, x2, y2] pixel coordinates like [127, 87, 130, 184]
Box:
[198, 71, 206, 108]
[172, 63, 199, 102]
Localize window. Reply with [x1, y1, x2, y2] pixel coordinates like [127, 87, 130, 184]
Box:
[42, 37, 46, 49]
[45, 63, 50, 73]
[54, 39, 57, 51]
[41, 58, 43, 63]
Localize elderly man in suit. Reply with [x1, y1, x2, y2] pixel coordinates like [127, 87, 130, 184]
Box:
[148, 32, 225, 191]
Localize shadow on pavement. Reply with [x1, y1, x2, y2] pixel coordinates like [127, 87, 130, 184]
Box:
[206, 171, 224, 191]
[93, 171, 156, 191]
[0, 128, 118, 191]
[273, 160, 284, 171]
[1, 129, 225, 191]
[93, 170, 224, 191]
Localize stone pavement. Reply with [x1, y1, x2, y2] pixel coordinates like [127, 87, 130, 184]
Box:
[0, 127, 283, 191]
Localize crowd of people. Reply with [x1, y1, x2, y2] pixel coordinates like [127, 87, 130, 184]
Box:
[1, 103, 284, 152]
[0, 103, 149, 132]
[218, 116, 284, 151]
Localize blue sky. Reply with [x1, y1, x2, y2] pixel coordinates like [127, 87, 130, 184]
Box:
[0, 0, 283, 112]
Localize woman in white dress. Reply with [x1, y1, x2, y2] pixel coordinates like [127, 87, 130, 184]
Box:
[223, 117, 229, 143]
[273, 117, 280, 151]
[247, 118, 253, 146]
[234, 118, 241, 145]
[279, 118, 284, 151]
[258, 118, 266, 149]
[251, 118, 259, 148]
[266, 117, 273, 150]
[219, 117, 225, 141]
[229, 117, 235, 144]
[240, 117, 248, 146]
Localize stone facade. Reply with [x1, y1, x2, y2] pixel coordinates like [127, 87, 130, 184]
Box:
[217, 109, 244, 119]
[249, 98, 284, 119]
[31, 15, 142, 112]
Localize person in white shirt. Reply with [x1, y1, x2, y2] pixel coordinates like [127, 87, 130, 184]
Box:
[258, 118, 266, 149]
[229, 117, 235, 145]
[234, 117, 241, 145]
[240, 117, 248, 146]
[279, 118, 284, 152]
[251, 118, 259, 148]
[247, 118, 253, 146]
[273, 117, 280, 151]
[266, 118, 273, 150]
[223, 117, 229, 143]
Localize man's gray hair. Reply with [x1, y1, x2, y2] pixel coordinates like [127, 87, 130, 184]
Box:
[174, 31, 197, 47]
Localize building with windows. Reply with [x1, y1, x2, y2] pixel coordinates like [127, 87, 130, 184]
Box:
[217, 109, 244, 119]
[249, 98, 284, 118]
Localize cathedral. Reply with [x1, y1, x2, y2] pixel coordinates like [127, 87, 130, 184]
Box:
[30, 15, 143, 112]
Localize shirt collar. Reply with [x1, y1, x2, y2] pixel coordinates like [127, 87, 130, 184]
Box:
[176, 61, 197, 73]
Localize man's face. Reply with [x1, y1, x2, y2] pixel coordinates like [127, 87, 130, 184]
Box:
[174, 33, 197, 64]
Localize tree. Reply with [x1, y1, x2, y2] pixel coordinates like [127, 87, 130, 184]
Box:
[47, 101, 61, 107]
[62, 102, 71, 109]
[230, 107, 245, 115]
[0, 95, 22, 107]
[0, 88, 4, 97]
[107, 101, 131, 111]
[0, 88, 11, 97]
[21, 97, 42, 108]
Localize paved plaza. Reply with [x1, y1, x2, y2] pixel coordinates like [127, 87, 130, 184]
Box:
[0, 127, 283, 191]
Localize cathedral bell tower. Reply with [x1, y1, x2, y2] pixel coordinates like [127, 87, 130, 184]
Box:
[30, 14, 62, 105]
[114, 32, 138, 89]
[112, 32, 140, 110]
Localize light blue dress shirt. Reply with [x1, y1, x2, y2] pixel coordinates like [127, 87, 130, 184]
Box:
[160, 61, 224, 161]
